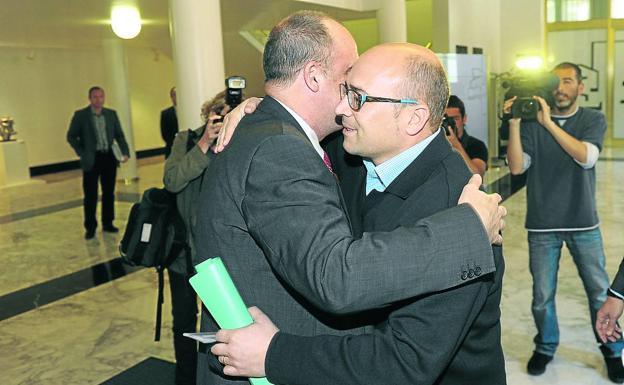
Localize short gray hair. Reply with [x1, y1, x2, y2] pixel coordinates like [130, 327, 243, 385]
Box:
[263, 11, 333, 86]
[399, 56, 449, 130]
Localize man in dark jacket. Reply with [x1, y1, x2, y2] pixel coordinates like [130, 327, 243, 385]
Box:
[67, 86, 129, 239]
[161, 86, 179, 158]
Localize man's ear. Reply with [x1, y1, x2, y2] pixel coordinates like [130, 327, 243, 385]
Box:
[577, 82, 585, 97]
[303, 61, 322, 93]
[405, 105, 431, 136]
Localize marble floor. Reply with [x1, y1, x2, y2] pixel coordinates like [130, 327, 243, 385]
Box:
[1, 151, 624, 385]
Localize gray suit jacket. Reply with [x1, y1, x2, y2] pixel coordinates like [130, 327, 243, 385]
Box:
[67, 106, 130, 171]
[195, 96, 496, 384]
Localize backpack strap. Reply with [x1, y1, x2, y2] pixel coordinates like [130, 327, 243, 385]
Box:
[154, 268, 165, 341]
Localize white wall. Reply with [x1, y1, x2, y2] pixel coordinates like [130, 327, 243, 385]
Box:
[499, 0, 544, 72]
[446, 0, 543, 73]
[0, 45, 174, 167]
[126, 48, 176, 149]
[448, 0, 501, 69]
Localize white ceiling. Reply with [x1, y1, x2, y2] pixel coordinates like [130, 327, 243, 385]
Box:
[0, 0, 375, 55]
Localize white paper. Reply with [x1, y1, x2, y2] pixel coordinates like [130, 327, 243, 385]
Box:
[183, 332, 217, 344]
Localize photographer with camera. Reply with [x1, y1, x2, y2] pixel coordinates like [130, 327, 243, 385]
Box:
[162, 85, 239, 385]
[506, 62, 624, 383]
[445, 95, 488, 177]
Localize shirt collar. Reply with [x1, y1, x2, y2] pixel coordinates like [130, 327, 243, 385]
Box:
[273, 97, 324, 159]
[363, 128, 441, 195]
[551, 105, 579, 119]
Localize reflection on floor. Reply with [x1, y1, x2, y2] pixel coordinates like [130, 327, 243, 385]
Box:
[1, 153, 623, 385]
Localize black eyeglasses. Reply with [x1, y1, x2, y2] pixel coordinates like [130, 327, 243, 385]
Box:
[339, 82, 419, 112]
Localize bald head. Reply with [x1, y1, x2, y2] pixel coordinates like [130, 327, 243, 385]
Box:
[356, 43, 450, 130]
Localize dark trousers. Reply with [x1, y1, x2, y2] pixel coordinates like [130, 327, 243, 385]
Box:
[82, 151, 117, 231]
[168, 269, 198, 385]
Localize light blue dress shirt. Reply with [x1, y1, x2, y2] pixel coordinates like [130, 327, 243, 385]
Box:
[363, 129, 441, 195]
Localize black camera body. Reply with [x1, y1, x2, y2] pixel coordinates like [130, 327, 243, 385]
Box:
[502, 72, 560, 121]
[442, 114, 457, 136]
[225, 76, 246, 109]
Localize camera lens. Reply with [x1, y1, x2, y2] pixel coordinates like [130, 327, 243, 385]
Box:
[521, 100, 536, 115]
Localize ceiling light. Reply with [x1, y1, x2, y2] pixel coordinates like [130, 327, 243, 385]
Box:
[111, 5, 142, 39]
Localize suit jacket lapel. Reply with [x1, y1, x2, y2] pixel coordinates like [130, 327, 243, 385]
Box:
[384, 131, 452, 200]
[258, 96, 354, 231]
[83, 105, 94, 132]
[360, 131, 453, 231]
[103, 108, 114, 145]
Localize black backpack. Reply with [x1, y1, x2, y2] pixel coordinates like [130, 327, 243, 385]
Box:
[119, 187, 190, 341]
[119, 130, 198, 341]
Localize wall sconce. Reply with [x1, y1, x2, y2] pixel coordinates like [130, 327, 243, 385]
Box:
[111, 4, 142, 39]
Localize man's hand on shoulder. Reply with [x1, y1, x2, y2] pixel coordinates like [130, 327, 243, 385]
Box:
[458, 174, 506, 245]
[214, 97, 263, 153]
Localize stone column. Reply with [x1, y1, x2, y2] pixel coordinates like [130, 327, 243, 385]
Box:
[378, 0, 407, 43]
[169, 0, 226, 132]
[102, 38, 138, 181]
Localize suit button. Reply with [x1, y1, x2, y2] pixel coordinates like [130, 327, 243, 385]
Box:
[468, 269, 475, 278]
[461, 271, 468, 280]
[475, 266, 482, 276]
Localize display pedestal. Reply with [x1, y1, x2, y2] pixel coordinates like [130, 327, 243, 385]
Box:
[0, 140, 43, 188]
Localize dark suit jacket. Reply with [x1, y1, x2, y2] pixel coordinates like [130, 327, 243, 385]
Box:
[195, 97, 496, 384]
[265, 132, 506, 385]
[612, 259, 624, 294]
[160, 106, 178, 157]
[66, 106, 130, 171]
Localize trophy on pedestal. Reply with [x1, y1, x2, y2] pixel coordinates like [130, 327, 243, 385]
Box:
[0, 116, 17, 142]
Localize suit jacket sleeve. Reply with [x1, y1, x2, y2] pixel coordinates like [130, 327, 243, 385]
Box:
[67, 111, 83, 157]
[112, 111, 130, 156]
[611, 258, 624, 295]
[160, 109, 177, 146]
[160, 110, 168, 143]
[241, 134, 495, 313]
[265, 273, 493, 385]
[163, 130, 212, 193]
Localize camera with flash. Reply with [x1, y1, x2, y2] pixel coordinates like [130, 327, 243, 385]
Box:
[225, 76, 246, 109]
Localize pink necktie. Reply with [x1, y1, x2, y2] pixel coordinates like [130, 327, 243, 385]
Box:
[323, 151, 333, 173]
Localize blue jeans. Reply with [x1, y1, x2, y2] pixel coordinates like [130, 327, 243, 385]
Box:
[528, 228, 624, 357]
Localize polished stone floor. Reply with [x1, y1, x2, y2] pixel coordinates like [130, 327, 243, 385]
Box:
[1, 151, 624, 385]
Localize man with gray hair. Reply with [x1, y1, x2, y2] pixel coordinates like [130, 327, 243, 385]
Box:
[195, 11, 505, 385]
[210, 42, 506, 385]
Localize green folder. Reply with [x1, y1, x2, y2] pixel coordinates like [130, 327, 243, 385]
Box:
[189, 257, 272, 385]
